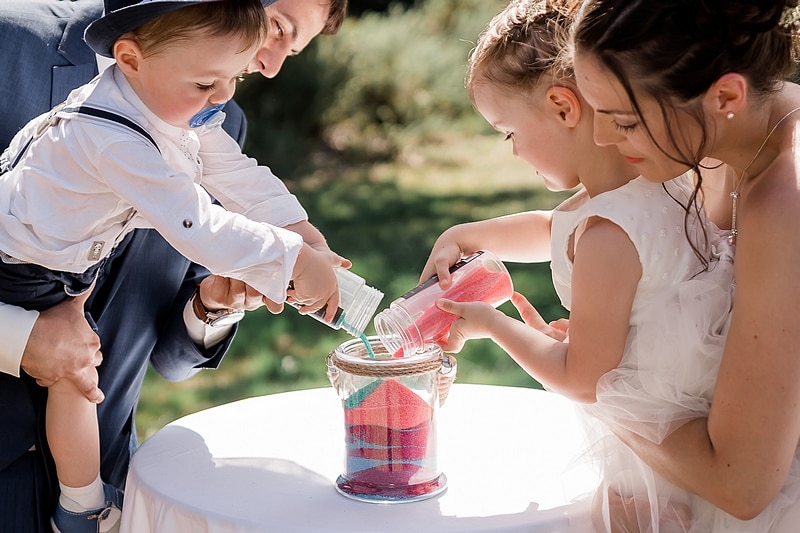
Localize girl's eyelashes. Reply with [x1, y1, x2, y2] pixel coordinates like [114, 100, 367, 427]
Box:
[613, 120, 639, 134]
[196, 83, 215, 92]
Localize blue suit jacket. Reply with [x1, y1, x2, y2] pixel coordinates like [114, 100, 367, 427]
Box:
[0, 1, 248, 528]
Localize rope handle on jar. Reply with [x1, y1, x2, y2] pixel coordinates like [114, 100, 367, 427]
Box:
[326, 352, 457, 407]
[437, 354, 457, 407]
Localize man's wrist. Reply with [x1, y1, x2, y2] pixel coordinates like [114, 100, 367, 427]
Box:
[191, 288, 212, 322]
[190, 288, 245, 327]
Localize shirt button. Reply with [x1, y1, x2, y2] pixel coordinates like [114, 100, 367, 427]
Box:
[183, 219, 193, 228]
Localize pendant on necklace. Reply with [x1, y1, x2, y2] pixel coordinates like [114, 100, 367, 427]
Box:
[728, 190, 739, 245]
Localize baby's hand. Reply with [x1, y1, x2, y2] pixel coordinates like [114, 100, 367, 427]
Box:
[287, 243, 341, 322]
[435, 298, 502, 353]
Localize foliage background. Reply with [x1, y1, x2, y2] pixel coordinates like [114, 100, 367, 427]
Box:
[137, 0, 573, 438]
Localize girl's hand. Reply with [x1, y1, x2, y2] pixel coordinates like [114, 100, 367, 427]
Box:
[420, 226, 478, 289]
[435, 298, 503, 352]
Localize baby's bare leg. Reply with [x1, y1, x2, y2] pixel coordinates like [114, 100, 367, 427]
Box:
[46, 366, 100, 487]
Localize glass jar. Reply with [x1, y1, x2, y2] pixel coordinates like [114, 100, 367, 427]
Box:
[327, 336, 456, 503]
[294, 267, 384, 337]
[373, 250, 513, 356]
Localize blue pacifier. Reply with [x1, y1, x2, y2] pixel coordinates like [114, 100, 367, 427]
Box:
[189, 104, 227, 129]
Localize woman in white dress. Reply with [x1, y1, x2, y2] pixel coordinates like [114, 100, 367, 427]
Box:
[573, 0, 800, 530]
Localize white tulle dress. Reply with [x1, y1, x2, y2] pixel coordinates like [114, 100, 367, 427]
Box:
[550, 176, 800, 532]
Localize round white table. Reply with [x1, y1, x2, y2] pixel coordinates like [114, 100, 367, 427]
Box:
[121, 384, 599, 532]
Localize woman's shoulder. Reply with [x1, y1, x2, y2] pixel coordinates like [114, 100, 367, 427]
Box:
[746, 135, 800, 229]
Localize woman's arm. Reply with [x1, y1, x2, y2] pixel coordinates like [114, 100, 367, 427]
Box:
[613, 158, 800, 519]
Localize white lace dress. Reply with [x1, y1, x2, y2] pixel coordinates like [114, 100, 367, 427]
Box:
[550, 176, 800, 532]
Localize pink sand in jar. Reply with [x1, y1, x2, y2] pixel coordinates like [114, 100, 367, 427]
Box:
[338, 379, 443, 499]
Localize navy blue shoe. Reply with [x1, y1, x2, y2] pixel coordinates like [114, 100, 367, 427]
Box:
[51, 482, 124, 533]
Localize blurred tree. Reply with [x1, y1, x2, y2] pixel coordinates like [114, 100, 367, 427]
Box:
[348, 0, 414, 16]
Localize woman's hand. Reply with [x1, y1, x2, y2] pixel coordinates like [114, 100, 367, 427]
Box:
[510, 291, 568, 341]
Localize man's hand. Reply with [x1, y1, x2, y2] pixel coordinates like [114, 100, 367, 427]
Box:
[263, 297, 285, 315]
[198, 276, 266, 312]
[20, 289, 104, 403]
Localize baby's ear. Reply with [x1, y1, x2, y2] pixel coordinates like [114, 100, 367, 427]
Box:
[113, 37, 144, 77]
[545, 85, 581, 128]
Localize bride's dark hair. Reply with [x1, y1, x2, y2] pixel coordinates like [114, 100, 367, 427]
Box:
[572, 0, 800, 265]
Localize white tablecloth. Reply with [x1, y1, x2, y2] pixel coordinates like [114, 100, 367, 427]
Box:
[121, 384, 600, 532]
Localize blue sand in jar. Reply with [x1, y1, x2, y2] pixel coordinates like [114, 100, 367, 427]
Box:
[343, 379, 382, 409]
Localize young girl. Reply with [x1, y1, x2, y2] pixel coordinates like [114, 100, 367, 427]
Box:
[0, 1, 344, 531]
[571, 0, 800, 530]
[421, 0, 734, 530]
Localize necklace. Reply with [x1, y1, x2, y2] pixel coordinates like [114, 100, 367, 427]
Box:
[728, 105, 800, 245]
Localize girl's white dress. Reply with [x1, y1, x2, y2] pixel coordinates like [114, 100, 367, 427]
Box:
[550, 176, 800, 532]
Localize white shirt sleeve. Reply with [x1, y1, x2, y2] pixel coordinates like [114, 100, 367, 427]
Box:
[0, 303, 39, 377]
[90, 134, 303, 304]
[198, 126, 308, 227]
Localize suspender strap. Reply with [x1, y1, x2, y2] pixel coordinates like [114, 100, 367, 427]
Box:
[61, 105, 160, 153]
[2, 104, 160, 174]
[7, 136, 34, 170]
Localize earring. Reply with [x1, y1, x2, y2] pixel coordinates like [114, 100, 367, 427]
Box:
[726, 111, 735, 120]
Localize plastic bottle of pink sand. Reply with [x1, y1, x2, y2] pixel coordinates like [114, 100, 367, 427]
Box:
[374, 250, 513, 356]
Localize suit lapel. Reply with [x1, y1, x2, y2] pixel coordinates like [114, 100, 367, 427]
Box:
[52, 1, 100, 106]
[52, 64, 98, 107]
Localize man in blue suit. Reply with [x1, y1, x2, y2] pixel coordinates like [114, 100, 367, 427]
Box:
[0, 0, 346, 530]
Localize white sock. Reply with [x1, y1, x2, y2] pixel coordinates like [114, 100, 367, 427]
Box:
[59, 473, 105, 512]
